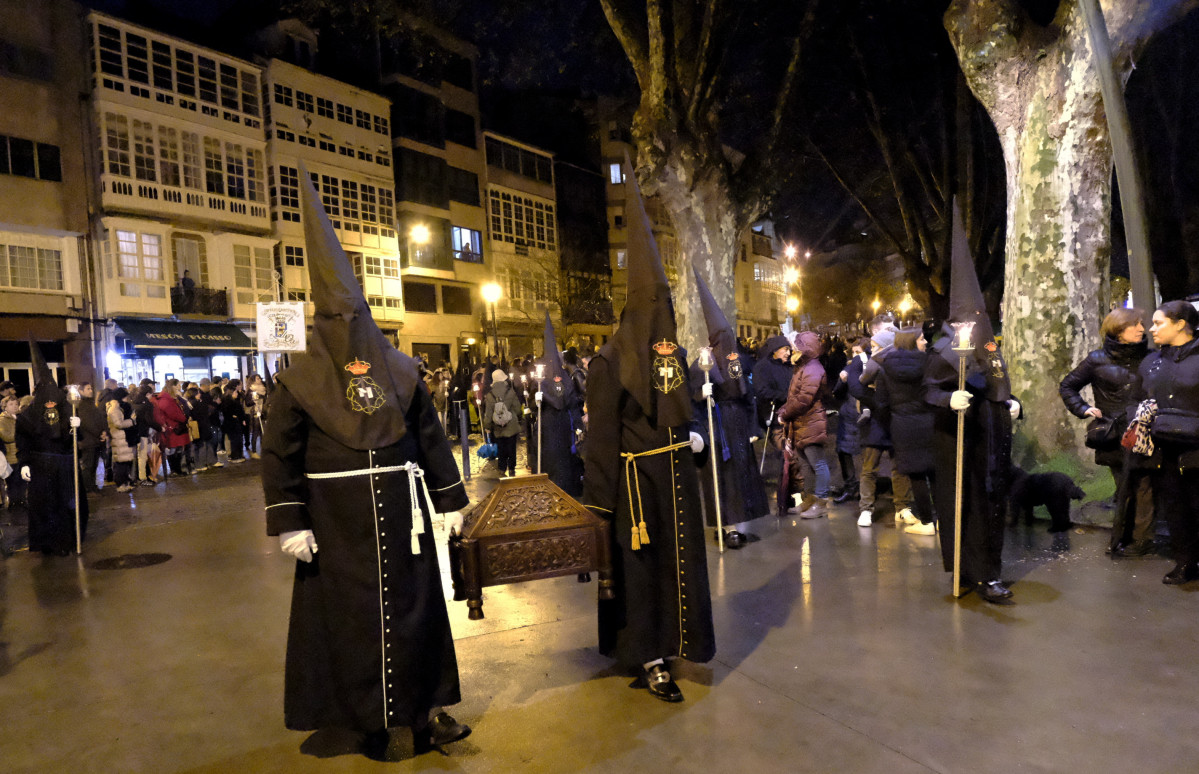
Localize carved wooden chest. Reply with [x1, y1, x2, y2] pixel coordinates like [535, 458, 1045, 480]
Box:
[448, 473, 613, 619]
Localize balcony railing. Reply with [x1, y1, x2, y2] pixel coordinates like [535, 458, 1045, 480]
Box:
[171, 285, 228, 316]
[752, 233, 773, 257]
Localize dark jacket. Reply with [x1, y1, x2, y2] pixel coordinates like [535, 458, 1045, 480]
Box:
[132, 389, 158, 439]
[221, 394, 247, 434]
[752, 335, 794, 429]
[1141, 337, 1199, 447]
[876, 347, 934, 475]
[191, 394, 214, 441]
[780, 332, 828, 448]
[77, 398, 108, 449]
[847, 354, 891, 448]
[1060, 336, 1148, 464]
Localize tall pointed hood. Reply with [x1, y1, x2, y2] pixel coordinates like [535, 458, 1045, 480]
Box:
[538, 312, 575, 410]
[275, 166, 418, 449]
[692, 267, 748, 399]
[945, 199, 1010, 401]
[598, 160, 691, 428]
[27, 335, 67, 437]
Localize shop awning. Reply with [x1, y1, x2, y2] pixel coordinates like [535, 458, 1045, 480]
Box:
[116, 319, 254, 352]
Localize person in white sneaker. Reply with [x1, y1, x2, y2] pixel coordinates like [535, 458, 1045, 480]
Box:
[875, 329, 938, 535]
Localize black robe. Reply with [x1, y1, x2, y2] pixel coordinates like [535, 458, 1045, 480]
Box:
[16, 404, 87, 554]
[693, 387, 770, 528]
[539, 378, 584, 496]
[925, 342, 1011, 585]
[263, 381, 468, 732]
[582, 353, 715, 668]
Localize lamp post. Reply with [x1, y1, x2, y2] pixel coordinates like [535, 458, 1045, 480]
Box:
[481, 282, 502, 358]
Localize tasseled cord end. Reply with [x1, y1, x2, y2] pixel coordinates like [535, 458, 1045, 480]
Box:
[631, 520, 650, 550]
[411, 508, 424, 555]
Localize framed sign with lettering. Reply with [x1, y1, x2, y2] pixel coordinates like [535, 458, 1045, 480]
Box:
[256, 302, 306, 352]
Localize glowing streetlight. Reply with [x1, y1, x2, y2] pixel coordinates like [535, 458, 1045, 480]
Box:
[871, 298, 881, 315]
[785, 295, 800, 314]
[481, 282, 502, 357]
[784, 244, 797, 260]
[783, 266, 800, 285]
[804, 250, 812, 259]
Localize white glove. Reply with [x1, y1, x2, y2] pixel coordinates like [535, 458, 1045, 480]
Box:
[535, 391, 543, 405]
[21, 465, 31, 481]
[280, 530, 318, 562]
[69, 415, 81, 428]
[701, 382, 714, 398]
[1008, 398, 1022, 421]
[950, 390, 972, 412]
[444, 510, 465, 536]
[749, 435, 760, 443]
[689, 431, 704, 453]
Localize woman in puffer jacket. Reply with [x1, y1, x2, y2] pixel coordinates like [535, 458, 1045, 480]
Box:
[779, 331, 830, 517]
[1140, 301, 1199, 585]
[1060, 307, 1152, 556]
[106, 387, 137, 492]
[876, 330, 937, 535]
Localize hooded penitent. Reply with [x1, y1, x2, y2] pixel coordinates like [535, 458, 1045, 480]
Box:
[600, 162, 691, 428]
[275, 167, 419, 449]
[692, 267, 748, 399]
[539, 312, 575, 411]
[28, 336, 67, 438]
[946, 200, 1011, 402]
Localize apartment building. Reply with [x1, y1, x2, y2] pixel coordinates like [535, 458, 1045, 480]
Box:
[482, 131, 563, 358]
[259, 51, 401, 336]
[85, 11, 271, 384]
[0, 0, 91, 390]
[372, 23, 490, 369]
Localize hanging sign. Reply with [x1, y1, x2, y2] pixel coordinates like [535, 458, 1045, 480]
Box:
[256, 302, 306, 352]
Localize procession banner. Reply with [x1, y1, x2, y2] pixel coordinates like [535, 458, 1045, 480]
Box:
[256, 302, 306, 352]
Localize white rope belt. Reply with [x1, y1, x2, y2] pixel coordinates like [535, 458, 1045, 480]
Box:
[305, 462, 437, 555]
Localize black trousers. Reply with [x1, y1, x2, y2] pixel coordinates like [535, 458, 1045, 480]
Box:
[1153, 444, 1199, 567]
[496, 435, 518, 476]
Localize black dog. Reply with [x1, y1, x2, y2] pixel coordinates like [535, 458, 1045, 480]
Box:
[1009, 467, 1085, 533]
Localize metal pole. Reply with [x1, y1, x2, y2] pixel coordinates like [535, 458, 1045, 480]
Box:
[1079, 0, 1155, 321]
[71, 402, 81, 554]
[459, 404, 471, 481]
[952, 355, 967, 598]
[704, 369, 725, 553]
[534, 375, 545, 474]
[758, 404, 776, 474]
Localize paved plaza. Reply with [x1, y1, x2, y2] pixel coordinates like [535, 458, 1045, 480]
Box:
[2, 452, 1197, 773]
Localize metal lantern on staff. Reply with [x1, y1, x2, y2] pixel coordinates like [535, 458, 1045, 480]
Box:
[533, 361, 546, 474]
[67, 383, 83, 554]
[696, 345, 725, 553]
[949, 321, 975, 597]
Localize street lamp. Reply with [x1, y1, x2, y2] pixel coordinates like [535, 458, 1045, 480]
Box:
[785, 295, 799, 314]
[410, 224, 431, 244]
[784, 244, 797, 260]
[898, 297, 912, 326]
[871, 297, 881, 316]
[481, 282, 502, 357]
[783, 266, 800, 286]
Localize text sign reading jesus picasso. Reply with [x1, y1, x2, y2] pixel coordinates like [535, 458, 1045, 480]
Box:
[256, 302, 306, 352]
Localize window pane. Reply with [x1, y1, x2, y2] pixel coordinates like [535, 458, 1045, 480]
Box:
[402, 281, 437, 313]
[126, 33, 149, 84]
[8, 137, 35, 177]
[181, 131, 201, 189]
[219, 64, 239, 110]
[9, 245, 38, 288]
[37, 248, 62, 290]
[175, 49, 195, 96]
[225, 142, 245, 199]
[203, 137, 223, 194]
[240, 70, 259, 116]
[132, 120, 156, 181]
[36, 143, 61, 182]
[197, 56, 217, 104]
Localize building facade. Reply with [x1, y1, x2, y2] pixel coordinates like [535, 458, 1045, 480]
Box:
[85, 10, 270, 384]
[0, 0, 92, 391]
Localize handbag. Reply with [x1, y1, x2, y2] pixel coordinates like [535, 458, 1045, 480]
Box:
[1084, 416, 1120, 449]
[187, 419, 200, 441]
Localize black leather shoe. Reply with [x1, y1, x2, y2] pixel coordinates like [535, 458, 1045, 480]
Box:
[414, 712, 471, 752]
[976, 580, 1014, 604]
[1163, 564, 1199, 585]
[1115, 541, 1154, 558]
[645, 664, 684, 702]
[360, 729, 390, 760]
[833, 489, 857, 504]
[723, 530, 746, 549]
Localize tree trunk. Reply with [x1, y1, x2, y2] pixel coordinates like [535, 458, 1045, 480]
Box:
[949, 4, 1111, 464]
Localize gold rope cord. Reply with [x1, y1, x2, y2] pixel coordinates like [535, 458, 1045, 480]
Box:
[621, 440, 692, 550]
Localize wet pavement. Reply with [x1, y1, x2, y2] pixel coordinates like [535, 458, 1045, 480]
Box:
[2, 439, 1198, 773]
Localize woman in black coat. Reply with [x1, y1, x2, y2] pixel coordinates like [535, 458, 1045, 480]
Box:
[1059, 307, 1152, 555]
[1139, 301, 1199, 585]
[876, 330, 936, 534]
[222, 384, 248, 463]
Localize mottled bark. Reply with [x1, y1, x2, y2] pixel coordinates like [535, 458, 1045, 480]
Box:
[945, 0, 1199, 463]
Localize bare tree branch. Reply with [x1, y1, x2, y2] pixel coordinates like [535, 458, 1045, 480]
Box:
[599, 0, 651, 91]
